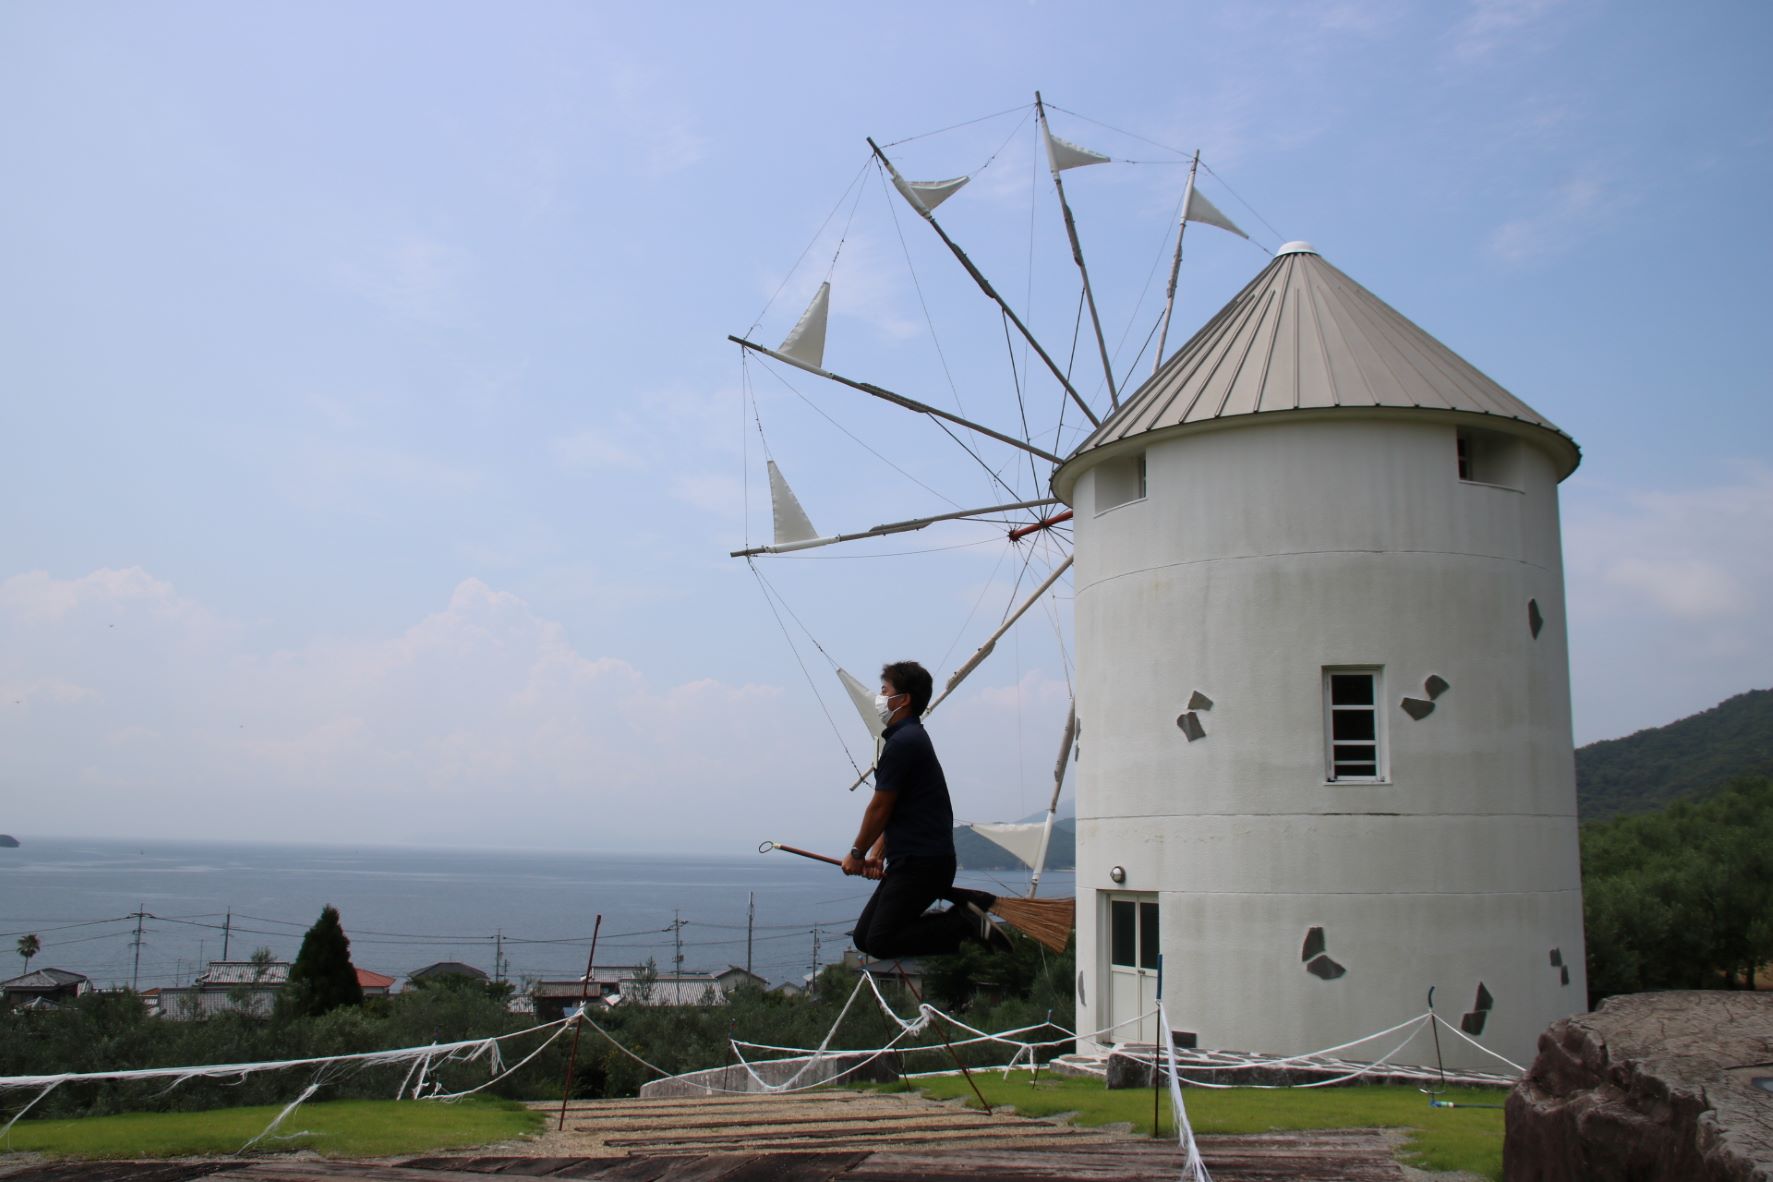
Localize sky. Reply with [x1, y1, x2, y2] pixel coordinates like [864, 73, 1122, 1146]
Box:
[2, 1, 1769, 853]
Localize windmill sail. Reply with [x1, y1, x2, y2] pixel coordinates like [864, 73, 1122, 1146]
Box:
[962, 821, 1049, 868]
[837, 666, 885, 742]
[1185, 186, 1249, 239]
[1044, 129, 1110, 172]
[766, 460, 819, 547]
[891, 174, 970, 215]
[778, 282, 830, 368]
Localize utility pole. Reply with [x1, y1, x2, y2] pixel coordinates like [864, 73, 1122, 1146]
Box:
[495, 930, 504, 984]
[746, 892, 755, 978]
[810, 927, 821, 984]
[672, 911, 684, 977]
[129, 906, 149, 992]
[222, 910, 232, 961]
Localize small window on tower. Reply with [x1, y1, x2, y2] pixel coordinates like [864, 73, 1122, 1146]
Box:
[1095, 451, 1148, 513]
[1455, 426, 1523, 489]
[1324, 668, 1386, 782]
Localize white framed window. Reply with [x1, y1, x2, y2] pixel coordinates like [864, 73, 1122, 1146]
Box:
[1323, 667, 1386, 782]
[1095, 451, 1147, 513]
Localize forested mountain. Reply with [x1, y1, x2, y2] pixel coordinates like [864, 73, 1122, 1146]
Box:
[1576, 688, 1773, 821]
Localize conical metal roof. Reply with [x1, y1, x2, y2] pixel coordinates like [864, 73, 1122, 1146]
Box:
[1056, 243, 1579, 493]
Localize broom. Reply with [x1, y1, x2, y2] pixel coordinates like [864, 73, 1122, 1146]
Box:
[758, 840, 1075, 953]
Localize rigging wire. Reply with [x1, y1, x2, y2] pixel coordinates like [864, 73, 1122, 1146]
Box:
[745, 559, 866, 780]
[999, 310, 1042, 499]
[1196, 159, 1290, 250]
[1043, 102, 1190, 158]
[780, 535, 1002, 561]
[878, 102, 1030, 149]
[824, 162, 872, 284]
[751, 357, 960, 509]
[741, 354, 753, 551]
[934, 540, 1015, 675]
[871, 161, 1024, 508]
[1044, 102, 1283, 250]
[873, 162, 971, 427]
[747, 159, 871, 336]
[1108, 186, 1190, 376]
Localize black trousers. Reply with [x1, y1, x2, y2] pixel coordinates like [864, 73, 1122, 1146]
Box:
[852, 853, 973, 959]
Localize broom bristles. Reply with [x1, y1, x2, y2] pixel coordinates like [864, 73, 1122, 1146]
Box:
[988, 896, 1075, 953]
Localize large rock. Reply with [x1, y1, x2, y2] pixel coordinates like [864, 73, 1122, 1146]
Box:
[1505, 991, 1773, 1181]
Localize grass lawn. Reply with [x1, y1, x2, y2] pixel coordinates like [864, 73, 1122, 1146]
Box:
[894, 1075, 1506, 1181]
[0, 1096, 543, 1161]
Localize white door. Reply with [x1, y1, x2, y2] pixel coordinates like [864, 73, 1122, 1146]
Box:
[1103, 893, 1160, 1044]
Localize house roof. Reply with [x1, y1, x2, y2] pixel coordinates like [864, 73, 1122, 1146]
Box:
[1054, 242, 1579, 500]
[355, 968, 396, 989]
[409, 961, 489, 981]
[2, 967, 89, 990]
[197, 961, 290, 987]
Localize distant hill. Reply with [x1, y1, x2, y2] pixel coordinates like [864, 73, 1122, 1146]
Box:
[954, 818, 1075, 871]
[1577, 688, 1773, 822]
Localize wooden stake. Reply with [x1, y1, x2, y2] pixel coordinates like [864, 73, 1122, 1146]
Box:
[556, 913, 602, 1130]
[895, 961, 992, 1116]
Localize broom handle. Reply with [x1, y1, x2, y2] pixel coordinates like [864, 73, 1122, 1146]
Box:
[760, 841, 845, 868]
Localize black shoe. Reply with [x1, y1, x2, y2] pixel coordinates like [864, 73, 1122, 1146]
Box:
[947, 886, 997, 912]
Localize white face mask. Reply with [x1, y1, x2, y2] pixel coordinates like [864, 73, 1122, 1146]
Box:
[874, 693, 900, 725]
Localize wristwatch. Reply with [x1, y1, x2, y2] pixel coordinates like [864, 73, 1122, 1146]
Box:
[850, 846, 866, 859]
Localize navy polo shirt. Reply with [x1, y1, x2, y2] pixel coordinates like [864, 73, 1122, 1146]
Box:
[875, 715, 955, 860]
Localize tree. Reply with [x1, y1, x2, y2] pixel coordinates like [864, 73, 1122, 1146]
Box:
[1582, 775, 1773, 1005]
[16, 934, 40, 974]
[283, 905, 363, 1018]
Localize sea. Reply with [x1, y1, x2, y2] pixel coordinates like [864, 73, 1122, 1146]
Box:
[0, 837, 1071, 992]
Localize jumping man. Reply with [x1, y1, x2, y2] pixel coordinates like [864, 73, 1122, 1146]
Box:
[843, 660, 1008, 958]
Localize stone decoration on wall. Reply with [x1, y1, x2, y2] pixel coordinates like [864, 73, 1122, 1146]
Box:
[1549, 948, 1570, 988]
[1175, 690, 1213, 741]
[1402, 673, 1452, 721]
[1461, 980, 1495, 1036]
[1528, 598, 1544, 639]
[1301, 926, 1346, 980]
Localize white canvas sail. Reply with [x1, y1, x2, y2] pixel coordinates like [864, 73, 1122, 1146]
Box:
[1044, 127, 1110, 173]
[963, 821, 1050, 868]
[766, 460, 818, 546]
[1185, 186, 1249, 239]
[836, 666, 885, 741]
[778, 282, 831, 368]
[891, 174, 970, 215]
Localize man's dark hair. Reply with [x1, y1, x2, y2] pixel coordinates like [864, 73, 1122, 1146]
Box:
[881, 661, 934, 716]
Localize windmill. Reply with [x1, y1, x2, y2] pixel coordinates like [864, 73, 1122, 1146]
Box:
[731, 98, 1584, 1072]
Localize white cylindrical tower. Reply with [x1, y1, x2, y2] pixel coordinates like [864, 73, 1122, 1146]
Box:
[1052, 243, 1586, 1071]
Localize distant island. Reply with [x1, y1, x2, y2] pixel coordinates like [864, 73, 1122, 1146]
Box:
[0, 835, 18, 848]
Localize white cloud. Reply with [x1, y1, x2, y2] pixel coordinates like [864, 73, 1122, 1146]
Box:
[1, 677, 99, 707]
[0, 570, 849, 851]
[275, 437, 482, 513]
[1564, 464, 1773, 741]
[1449, 0, 1569, 62]
[1486, 169, 1628, 265]
[1601, 557, 1749, 620]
